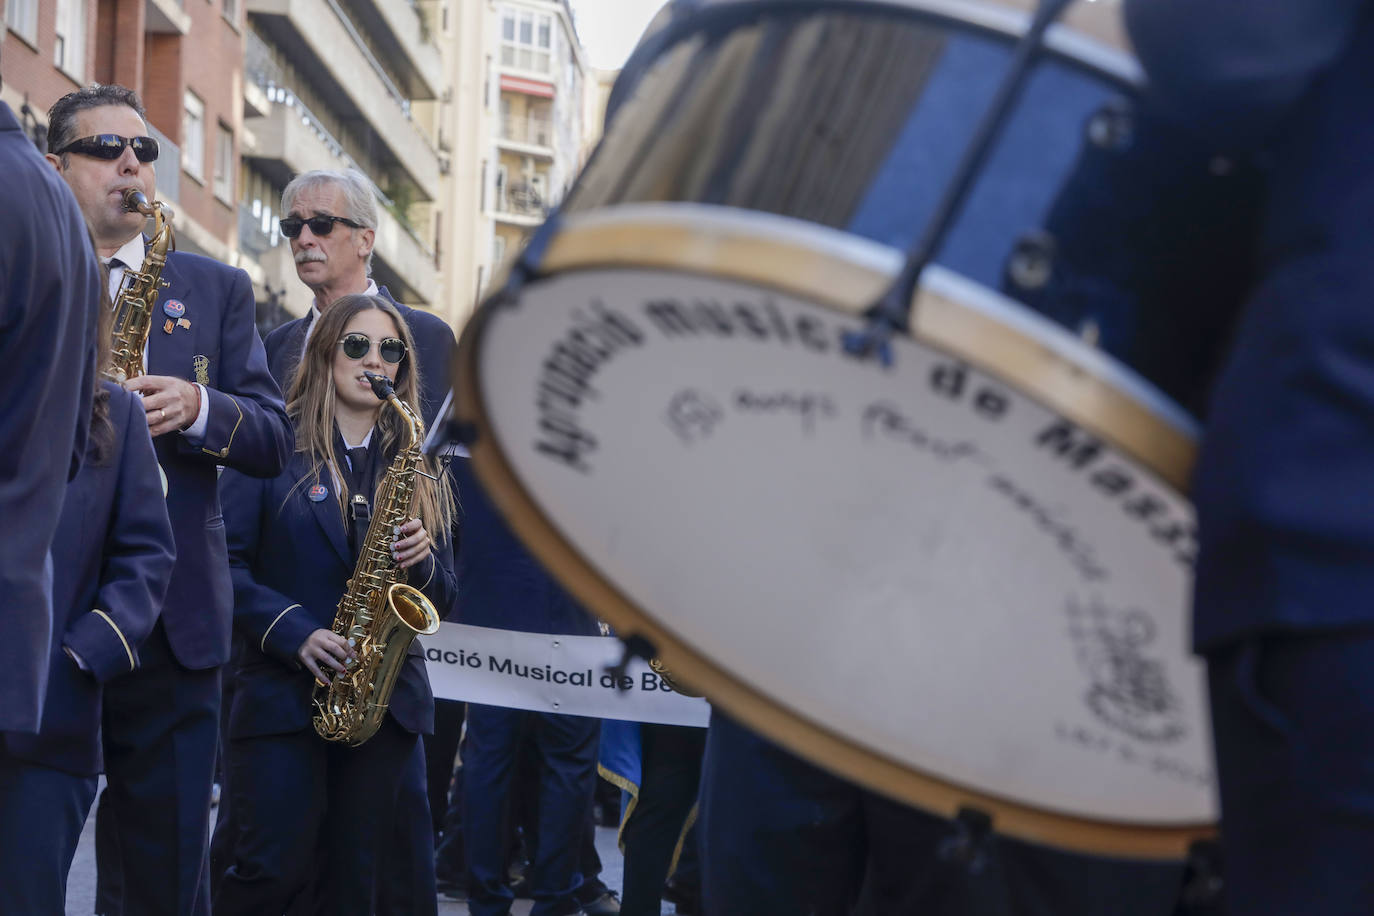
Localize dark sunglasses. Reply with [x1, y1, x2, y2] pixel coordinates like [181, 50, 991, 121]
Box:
[339, 333, 407, 365]
[279, 215, 363, 238]
[56, 134, 160, 163]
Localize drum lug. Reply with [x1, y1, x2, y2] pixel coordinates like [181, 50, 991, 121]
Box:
[605, 634, 658, 692]
[937, 805, 994, 874]
[1179, 838, 1225, 912]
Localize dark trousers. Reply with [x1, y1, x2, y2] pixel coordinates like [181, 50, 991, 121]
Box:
[1207, 631, 1374, 914]
[621, 723, 706, 916]
[700, 712, 1185, 916]
[426, 698, 466, 833]
[215, 716, 418, 916]
[426, 698, 467, 885]
[462, 704, 600, 916]
[376, 736, 439, 916]
[208, 666, 237, 906]
[96, 622, 221, 916]
[0, 750, 98, 912]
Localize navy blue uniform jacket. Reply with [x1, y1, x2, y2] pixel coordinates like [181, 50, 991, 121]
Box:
[263, 287, 456, 429]
[150, 250, 292, 669]
[451, 456, 601, 638]
[2, 383, 175, 774]
[1127, 0, 1374, 647]
[220, 453, 459, 739]
[0, 101, 101, 732]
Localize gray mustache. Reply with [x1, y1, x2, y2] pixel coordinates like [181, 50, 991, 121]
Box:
[295, 250, 327, 264]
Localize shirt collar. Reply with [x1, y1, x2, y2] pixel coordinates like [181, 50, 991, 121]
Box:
[340, 426, 375, 451]
[310, 278, 379, 316]
[107, 234, 147, 270]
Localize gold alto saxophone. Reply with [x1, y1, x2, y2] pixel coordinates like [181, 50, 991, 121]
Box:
[313, 371, 442, 746]
[109, 189, 174, 383]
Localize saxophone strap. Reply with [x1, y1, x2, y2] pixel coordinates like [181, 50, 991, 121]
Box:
[342, 436, 384, 560]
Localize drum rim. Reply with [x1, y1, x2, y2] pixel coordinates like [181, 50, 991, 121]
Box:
[495, 202, 1198, 493]
[457, 210, 1214, 858]
[614, 0, 1141, 126]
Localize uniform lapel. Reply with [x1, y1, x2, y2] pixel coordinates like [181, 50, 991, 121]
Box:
[302, 463, 354, 568]
[144, 252, 197, 382]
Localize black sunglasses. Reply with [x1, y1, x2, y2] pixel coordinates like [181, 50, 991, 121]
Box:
[56, 134, 160, 163]
[279, 215, 363, 238]
[339, 333, 407, 365]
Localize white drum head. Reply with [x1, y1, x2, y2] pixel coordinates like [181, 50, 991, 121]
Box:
[457, 205, 1215, 858]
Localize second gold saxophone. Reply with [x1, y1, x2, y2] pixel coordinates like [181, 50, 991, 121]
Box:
[109, 188, 174, 383]
[312, 371, 442, 746]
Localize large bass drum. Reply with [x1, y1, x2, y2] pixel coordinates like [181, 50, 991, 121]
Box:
[449, 0, 1259, 859]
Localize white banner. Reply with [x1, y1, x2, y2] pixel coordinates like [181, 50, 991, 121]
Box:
[420, 623, 710, 727]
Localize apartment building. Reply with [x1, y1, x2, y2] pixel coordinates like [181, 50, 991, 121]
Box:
[239, 0, 447, 320]
[2, 0, 248, 266]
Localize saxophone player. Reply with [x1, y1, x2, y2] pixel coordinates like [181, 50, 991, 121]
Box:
[45, 84, 292, 916]
[216, 294, 457, 914]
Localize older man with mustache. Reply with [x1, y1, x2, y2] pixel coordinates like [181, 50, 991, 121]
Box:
[260, 169, 456, 425]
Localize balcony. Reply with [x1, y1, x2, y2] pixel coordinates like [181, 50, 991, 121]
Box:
[371, 199, 438, 305]
[243, 94, 439, 305]
[493, 180, 548, 228]
[146, 0, 191, 33]
[247, 0, 440, 201]
[496, 114, 554, 157]
[346, 0, 444, 100]
[243, 92, 356, 181]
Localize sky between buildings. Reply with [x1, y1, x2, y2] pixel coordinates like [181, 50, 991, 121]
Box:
[569, 0, 669, 70]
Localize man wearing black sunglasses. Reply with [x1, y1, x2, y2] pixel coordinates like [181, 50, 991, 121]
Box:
[45, 84, 292, 916]
[263, 168, 457, 428]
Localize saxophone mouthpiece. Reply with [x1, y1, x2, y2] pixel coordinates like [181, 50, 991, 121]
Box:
[364, 371, 396, 401]
[121, 188, 152, 214]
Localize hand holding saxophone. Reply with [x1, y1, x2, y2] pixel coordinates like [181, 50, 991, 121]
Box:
[391, 517, 431, 569]
[298, 628, 357, 687]
[124, 375, 201, 436]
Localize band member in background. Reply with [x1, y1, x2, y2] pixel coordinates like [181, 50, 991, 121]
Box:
[454, 454, 607, 916]
[264, 168, 456, 423]
[0, 54, 101, 737]
[46, 84, 292, 916]
[0, 272, 174, 913]
[1126, 1, 1374, 911]
[215, 294, 457, 914]
[258, 166, 459, 912]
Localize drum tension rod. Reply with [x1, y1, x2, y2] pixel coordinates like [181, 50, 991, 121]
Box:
[936, 805, 994, 873]
[843, 0, 1076, 366]
[1179, 839, 1225, 909]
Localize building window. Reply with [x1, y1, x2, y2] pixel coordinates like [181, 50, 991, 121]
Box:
[54, 0, 87, 81]
[5, 0, 38, 44]
[499, 7, 551, 73]
[213, 122, 234, 203]
[182, 92, 206, 181]
[493, 234, 506, 270]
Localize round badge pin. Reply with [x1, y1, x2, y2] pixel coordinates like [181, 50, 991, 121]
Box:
[308, 484, 329, 502]
[163, 299, 186, 319]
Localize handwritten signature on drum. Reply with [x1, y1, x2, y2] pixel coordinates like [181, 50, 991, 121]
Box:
[1067, 595, 1186, 745]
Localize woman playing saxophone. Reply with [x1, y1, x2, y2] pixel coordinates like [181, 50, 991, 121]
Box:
[215, 294, 457, 914]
